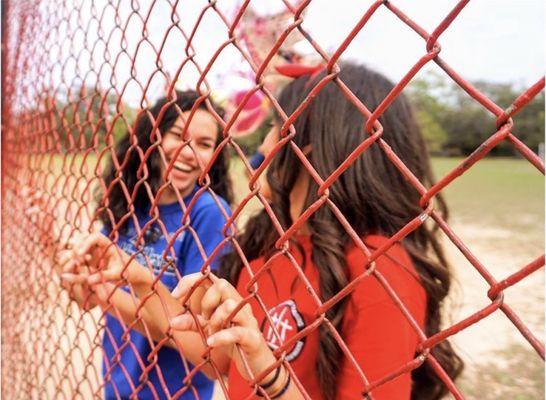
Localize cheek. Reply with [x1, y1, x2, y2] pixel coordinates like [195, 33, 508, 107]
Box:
[161, 138, 178, 155]
[195, 148, 215, 166]
[258, 168, 272, 203]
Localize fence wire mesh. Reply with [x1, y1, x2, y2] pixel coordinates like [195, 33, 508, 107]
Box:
[1, 0, 544, 399]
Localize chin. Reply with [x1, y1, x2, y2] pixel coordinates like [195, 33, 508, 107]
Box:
[174, 182, 196, 196]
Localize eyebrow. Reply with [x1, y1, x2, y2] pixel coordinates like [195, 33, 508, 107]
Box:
[167, 127, 184, 135]
[167, 127, 215, 141]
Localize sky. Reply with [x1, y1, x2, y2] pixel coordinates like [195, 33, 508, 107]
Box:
[301, 0, 544, 85]
[38, 0, 545, 107]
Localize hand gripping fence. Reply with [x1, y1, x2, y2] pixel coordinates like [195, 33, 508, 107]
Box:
[1, 1, 544, 399]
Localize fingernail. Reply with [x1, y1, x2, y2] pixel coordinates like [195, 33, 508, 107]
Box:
[206, 336, 215, 346]
[170, 316, 184, 329]
[171, 286, 186, 298]
[170, 314, 182, 323]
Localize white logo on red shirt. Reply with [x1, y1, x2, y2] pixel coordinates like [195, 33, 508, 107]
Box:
[261, 300, 305, 361]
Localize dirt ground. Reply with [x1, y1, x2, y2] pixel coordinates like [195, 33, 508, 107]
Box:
[444, 219, 544, 399]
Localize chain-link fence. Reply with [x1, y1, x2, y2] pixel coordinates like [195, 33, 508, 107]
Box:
[2, 1, 544, 399]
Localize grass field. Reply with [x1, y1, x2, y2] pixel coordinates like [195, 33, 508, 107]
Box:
[433, 157, 544, 246]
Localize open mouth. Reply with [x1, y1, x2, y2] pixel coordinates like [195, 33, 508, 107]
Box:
[171, 161, 194, 174]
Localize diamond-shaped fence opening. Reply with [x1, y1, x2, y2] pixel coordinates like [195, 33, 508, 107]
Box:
[1, 1, 544, 399]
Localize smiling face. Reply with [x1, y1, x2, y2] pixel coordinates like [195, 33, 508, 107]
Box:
[160, 109, 219, 201]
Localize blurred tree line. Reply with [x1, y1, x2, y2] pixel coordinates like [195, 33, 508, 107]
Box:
[49, 76, 544, 158]
[47, 87, 134, 152]
[407, 72, 544, 156]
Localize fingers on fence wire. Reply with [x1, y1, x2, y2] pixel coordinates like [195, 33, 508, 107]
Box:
[71, 284, 108, 311]
[57, 248, 90, 270]
[74, 232, 114, 257]
[61, 272, 91, 285]
[57, 233, 128, 292]
[92, 282, 116, 305]
[67, 281, 93, 310]
[200, 278, 245, 320]
[206, 326, 262, 350]
[57, 243, 90, 277]
[61, 261, 117, 308]
[208, 298, 254, 334]
[171, 273, 213, 320]
[171, 309, 259, 351]
[170, 313, 208, 331]
[173, 274, 244, 315]
[171, 273, 258, 347]
[78, 280, 114, 311]
[172, 271, 214, 299]
[72, 232, 129, 285]
[59, 255, 108, 310]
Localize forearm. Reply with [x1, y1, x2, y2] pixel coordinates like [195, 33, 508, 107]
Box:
[102, 285, 168, 344]
[128, 262, 230, 377]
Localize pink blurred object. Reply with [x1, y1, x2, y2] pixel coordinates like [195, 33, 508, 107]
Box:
[226, 89, 270, 137]
[222, 2, 309, 137]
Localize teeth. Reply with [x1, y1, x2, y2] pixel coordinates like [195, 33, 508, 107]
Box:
[166, 157, 195, 173]
[172, 162, 193, 173]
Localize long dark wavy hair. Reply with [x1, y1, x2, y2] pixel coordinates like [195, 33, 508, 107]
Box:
[220, 64, 463, 399]
[97, 90, 233, 232]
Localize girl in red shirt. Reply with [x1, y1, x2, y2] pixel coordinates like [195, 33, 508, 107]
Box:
[64, 63, 463, 399]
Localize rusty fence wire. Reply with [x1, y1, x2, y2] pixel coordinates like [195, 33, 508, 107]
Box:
[1, 0, 544, 399]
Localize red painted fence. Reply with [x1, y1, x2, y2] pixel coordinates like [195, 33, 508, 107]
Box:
[1, 1, 544, 399]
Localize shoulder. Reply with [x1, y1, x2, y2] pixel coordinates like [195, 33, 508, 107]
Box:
[191, 191, 232, 219]
[345, 235, 426, 310]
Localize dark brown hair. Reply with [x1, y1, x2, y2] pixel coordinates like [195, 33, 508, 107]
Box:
[97, 90, 232, 232]
[221, 63, 462, 399]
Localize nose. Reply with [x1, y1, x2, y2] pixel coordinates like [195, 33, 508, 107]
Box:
[178, 142, 195, 163]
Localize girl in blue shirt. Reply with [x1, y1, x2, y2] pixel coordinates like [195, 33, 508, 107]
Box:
[83, 90, 232, 399]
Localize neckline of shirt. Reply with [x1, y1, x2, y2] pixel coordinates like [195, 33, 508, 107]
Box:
[154, 185, 200, 215]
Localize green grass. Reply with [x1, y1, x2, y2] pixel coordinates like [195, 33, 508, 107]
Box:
[431, 157, 544, 227]
[428, 156, 545, 255]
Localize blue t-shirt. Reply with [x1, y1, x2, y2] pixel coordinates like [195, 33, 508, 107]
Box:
[102, 186, 231, 399]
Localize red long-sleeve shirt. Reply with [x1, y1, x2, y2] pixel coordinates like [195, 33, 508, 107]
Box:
[227, 235, 426, 400]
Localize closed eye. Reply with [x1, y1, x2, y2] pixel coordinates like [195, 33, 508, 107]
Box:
[168, 128, 184, 138]
[197, 140, 214, 149]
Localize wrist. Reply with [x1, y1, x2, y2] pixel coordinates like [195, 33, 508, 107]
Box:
[253, 339, 283, 389]
[126, 260, 154, 286]
[258, 364, 291, 399]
